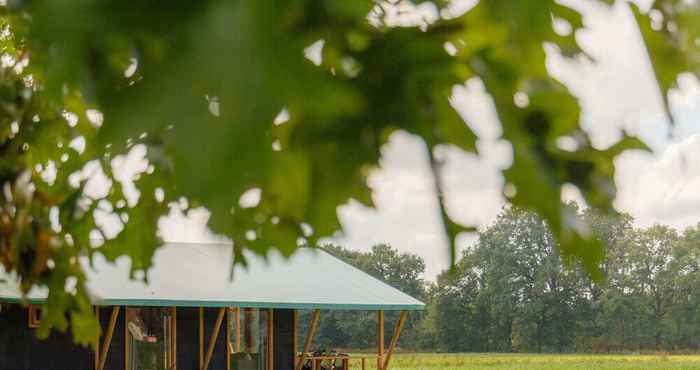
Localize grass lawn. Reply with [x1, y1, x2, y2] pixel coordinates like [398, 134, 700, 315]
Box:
[347, 353, 700, 369]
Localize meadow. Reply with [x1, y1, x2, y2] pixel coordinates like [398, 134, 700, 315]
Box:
[348, 353, 700, 370]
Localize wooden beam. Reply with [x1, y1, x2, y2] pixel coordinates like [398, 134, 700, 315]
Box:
[295, 309, 320, 370]
[267, 309, 274, 370]
[199, 307, 204, 369]
[172, 307, 177, 370]
[382, 311, 408, 370]
[235, 308, 241, 352]
[226, 308, 231, 370]
[201, 307, 226, 370]
[124, 308, 128, 370]
[293, 310, 298, 357]
[98, 306, 120, 370]
[377, 310, 385, 370]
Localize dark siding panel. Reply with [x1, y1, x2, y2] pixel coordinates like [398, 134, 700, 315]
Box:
[176, 307, 199, 370]
[0, 303, 92, 370]
[274, 309, 295, 370]
[203, 307, 228, 370]
[177, 307, 228, 370]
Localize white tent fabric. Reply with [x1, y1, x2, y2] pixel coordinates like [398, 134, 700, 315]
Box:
[0, 243, 424, 310]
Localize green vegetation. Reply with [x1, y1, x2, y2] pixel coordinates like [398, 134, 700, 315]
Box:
[0, 0, 697, 345]
[351, 353, 700, 370]
[315, 206, 700, 353]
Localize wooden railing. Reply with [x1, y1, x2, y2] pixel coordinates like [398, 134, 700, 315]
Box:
[296, 354, 380, 370]
[294, 310, 408, 370]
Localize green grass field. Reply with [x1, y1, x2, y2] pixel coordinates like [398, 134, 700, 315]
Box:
[347, 353, 700, 369]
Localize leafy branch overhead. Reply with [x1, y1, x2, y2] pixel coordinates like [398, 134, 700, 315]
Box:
[0, 0, 686, 343]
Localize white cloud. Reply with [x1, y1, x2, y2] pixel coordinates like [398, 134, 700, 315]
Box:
[548, 0, 668, 150]
[616, 135, 700, 230]
[333, 132, 449, 279]
[331, 130, 507, 279]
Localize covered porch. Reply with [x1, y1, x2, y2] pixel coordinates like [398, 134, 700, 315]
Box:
[0, 242, 424, 370]
[91, 306, 407, 370]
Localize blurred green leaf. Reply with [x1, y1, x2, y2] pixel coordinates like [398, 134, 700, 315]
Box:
[0, 0, 691, 345]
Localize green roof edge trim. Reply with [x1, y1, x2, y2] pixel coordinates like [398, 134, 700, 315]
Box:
[0, 296, 424, 311]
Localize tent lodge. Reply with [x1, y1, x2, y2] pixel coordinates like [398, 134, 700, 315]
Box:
[0, 243, 424, 370]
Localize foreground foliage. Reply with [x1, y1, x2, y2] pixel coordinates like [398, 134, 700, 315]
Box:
[0, 0, 695, 343]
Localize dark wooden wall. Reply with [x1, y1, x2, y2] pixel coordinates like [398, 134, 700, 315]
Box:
[273, 308, 295, 370]
[0, 304, 297, 370]
[0, 303, 92, 370]
[176, 306, 199, 370]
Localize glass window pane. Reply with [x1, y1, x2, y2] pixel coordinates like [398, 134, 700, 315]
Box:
[229, 308, 269, 370]
[127, 307, 174, 370]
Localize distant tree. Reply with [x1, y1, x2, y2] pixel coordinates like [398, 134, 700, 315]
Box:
[434, 207, 595, 353]
[431, 207, 700, 353]
[414, 283, 440, 351]
[667, 225, 700, 350]
[486, 207, 593, 352]
[626, 226, 683, 349]
[581, 210, 636, 350]
[302, 210, 700, 354]
[433, 253, 485, 352]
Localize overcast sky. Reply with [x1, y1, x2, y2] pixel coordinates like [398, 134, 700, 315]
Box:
[158, 1, 700, 280]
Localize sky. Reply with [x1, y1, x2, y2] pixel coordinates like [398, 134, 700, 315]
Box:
[158, 0, 700, 281]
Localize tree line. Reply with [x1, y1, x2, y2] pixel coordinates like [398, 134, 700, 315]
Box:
[309, 206, 700, 353]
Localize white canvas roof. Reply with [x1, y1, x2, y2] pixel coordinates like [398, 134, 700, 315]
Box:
[0, 243, 424, 310]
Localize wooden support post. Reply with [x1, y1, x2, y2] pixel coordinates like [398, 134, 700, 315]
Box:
[235, 308, 241, 352]
[377, 310, 385, 370]
[382, 311, 408, 370]
[226, 308, 231, 370]
[98, 306, 120, 370]
[267, 309, 274, 370]
[201, 307, 226, 370]
[293, 310, 298, 357]
[199, 307, 204, 369]
[172, 307, 177, 370]
[295, 309, 320, 370]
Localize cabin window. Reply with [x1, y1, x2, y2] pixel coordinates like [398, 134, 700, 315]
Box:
[228, 308, 271, 370]
[126, 307, 176, 370]
[28, 304, 42, 328]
